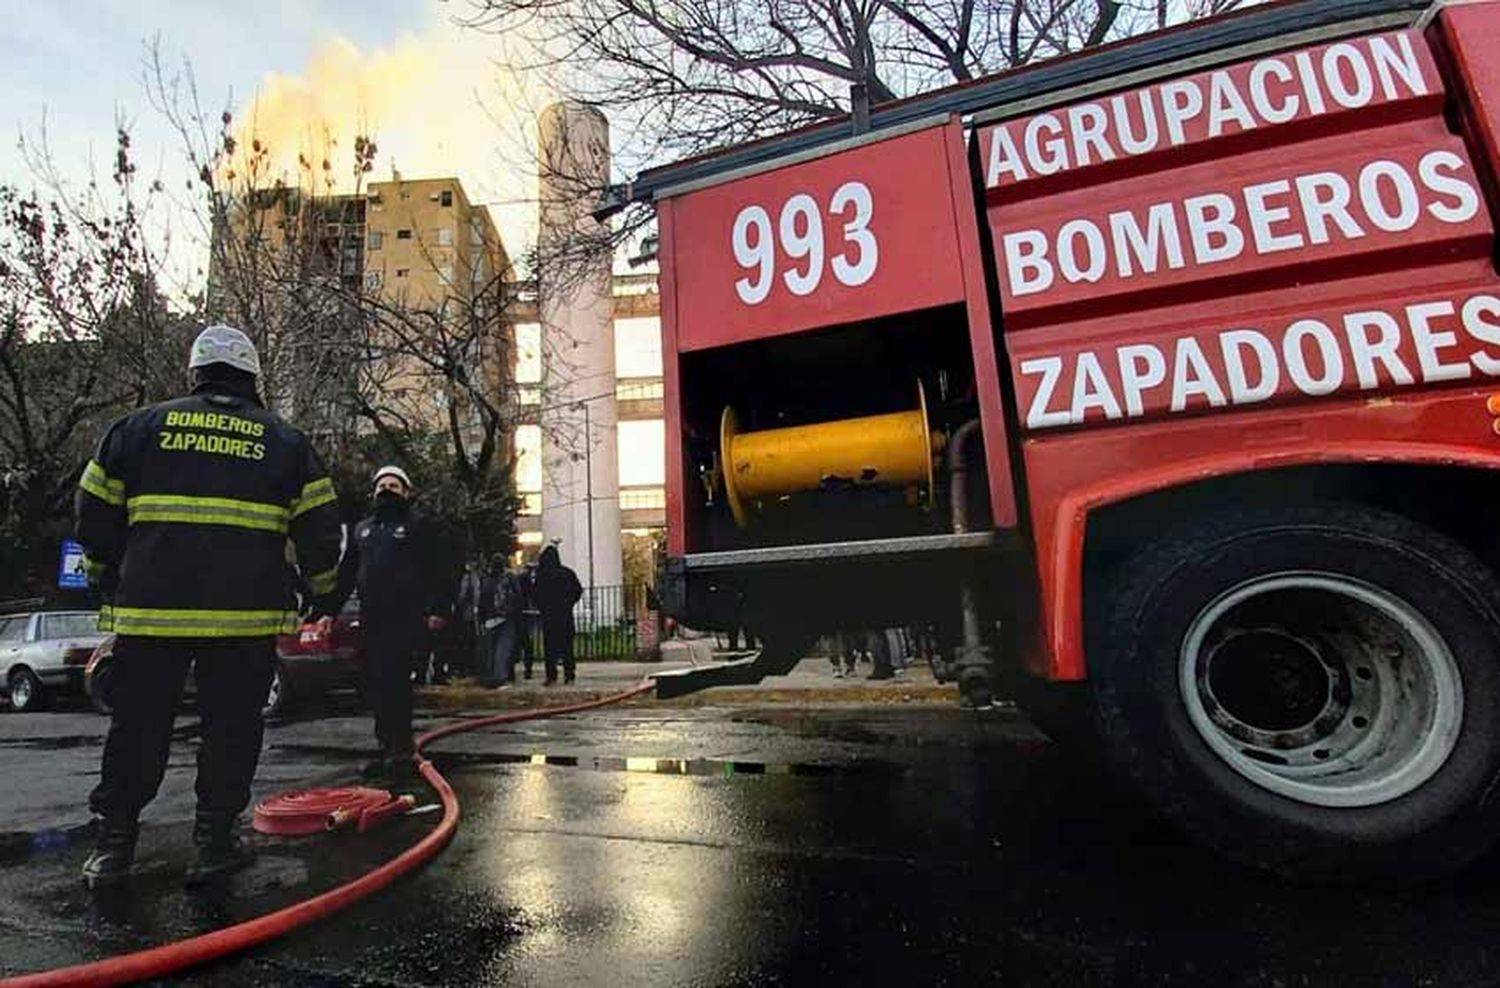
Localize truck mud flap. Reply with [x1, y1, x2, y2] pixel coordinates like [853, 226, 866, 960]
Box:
[649, 644, 805, 699]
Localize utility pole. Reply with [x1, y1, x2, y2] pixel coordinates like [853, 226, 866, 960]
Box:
[579, 400, 596, 594]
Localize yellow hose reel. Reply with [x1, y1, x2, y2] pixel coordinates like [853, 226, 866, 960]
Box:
[720, 382, 945, 528]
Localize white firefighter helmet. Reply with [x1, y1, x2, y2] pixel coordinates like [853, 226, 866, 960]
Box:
[372, 465, 413, 494]
[188, 325, 262, 377]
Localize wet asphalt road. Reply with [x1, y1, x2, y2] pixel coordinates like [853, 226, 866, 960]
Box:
[3, 694, 1500, 986]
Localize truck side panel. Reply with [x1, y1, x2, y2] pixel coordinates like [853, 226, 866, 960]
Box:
[978, 22, 1500, 680]
[1021, 258, 1500, 679]
[657, 195, 691, 558]
[1427, 2, 1500, 208]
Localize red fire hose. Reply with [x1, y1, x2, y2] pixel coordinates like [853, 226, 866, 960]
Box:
[0, 681, 655, 988]
[253, 787, 417, 835]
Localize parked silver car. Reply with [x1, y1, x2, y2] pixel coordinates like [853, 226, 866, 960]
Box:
[1, 610, 106, 712]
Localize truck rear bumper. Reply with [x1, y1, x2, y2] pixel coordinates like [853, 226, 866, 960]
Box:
[662, 531, 1015, 634]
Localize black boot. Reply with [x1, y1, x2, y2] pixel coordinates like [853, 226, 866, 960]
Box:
[384, 748, 419, 782]
[185, 813, 255, 887]
[81, 819, 138, 889]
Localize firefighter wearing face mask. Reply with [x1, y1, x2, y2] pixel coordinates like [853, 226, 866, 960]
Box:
[333, 466, 448, 775]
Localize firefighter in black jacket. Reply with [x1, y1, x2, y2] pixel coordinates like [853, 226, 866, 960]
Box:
[74, 325, 343, 889]
[342, 466, 448, 775]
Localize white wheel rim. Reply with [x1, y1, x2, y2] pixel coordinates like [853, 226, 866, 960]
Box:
[1179, 572, 1463, 808]
[11, 677, 30, 708]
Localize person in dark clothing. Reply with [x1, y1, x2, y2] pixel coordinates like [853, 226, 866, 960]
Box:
[532, 545, 583, 685]
[476, 554, 524, 687]
[335, 466, 447, 776]
[74, 325, 343, 889]
[515, 563, 538, 680]
[475, 558, 501, 686]
[453, 561, 482, 678]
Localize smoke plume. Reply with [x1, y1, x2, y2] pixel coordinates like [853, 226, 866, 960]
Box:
[232, 21, 543, 250]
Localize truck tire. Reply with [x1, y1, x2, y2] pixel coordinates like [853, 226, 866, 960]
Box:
[1089, 502, 1500, 882]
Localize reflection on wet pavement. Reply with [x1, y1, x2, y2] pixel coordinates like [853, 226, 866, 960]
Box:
[441, 749, 881, 777]
[1, 706, 1499, 986]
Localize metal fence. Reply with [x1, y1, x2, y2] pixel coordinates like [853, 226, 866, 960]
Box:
[522, 583, 659, 661]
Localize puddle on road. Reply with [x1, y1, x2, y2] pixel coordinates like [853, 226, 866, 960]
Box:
[267, 742, 896, 778]
[0, 735, 106, 751]
[427, 750, 897, 778]
[0, 726, 198, 752]
[0, 823, 93, 865]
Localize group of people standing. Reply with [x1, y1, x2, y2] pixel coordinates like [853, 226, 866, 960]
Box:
[455, 545, 584, 688]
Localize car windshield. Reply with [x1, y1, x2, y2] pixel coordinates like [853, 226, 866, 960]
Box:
[41, 613, 99, 640]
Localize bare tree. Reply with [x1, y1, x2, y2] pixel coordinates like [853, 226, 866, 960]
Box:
[454, 0, 1251, 366]
[0, 129, 194, 595]
[458, 0, 1249, 169]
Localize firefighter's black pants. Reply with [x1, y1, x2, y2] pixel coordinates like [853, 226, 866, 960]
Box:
[90, 636, 274, 826]
[361, 616, 424, 757]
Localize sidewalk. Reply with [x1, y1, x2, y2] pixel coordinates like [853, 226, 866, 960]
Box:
[420, 654, 957, 710]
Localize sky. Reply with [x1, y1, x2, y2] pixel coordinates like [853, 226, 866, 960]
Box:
[0, 0, 547, 284]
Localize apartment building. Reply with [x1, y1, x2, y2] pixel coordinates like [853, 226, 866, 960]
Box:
[213, 175, 511, 446]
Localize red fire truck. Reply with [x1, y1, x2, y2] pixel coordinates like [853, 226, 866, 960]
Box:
[619, 0, 1500, 879]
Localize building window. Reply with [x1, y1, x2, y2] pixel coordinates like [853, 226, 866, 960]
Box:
[368, 230, 383, 250]
[365, 271, 383, 290]
[614, 317, 664, 378]
[616, 378, 664, 401]
[619, 488, 666, 511]
[514, 323, 542, 384]
[440, 190, 453, 207]
[396, 229, 412, 240]
[437, 227, 454, 247]
[396, 268, 410, 279]
[618, 420, 665, 487]
[439, 263, 455, 282]
[516, 426, 542, 493]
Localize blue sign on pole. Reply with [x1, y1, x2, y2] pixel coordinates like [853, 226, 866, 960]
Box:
[58, 539, 89, 590]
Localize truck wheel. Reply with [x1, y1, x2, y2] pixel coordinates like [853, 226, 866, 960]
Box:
[1090, 502, 1500, 881]
[7, 668, 44, 713]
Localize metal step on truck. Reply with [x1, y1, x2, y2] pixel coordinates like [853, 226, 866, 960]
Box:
[615, 0, 1500, 880]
